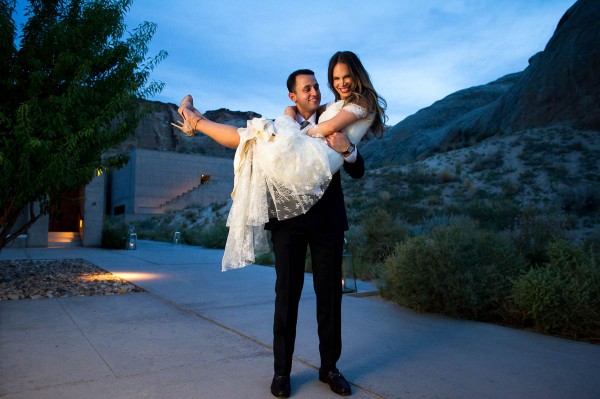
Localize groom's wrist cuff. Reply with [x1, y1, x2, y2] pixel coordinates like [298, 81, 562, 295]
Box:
[341, 143, 356, 157]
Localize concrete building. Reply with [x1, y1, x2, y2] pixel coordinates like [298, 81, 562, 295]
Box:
[10, 149, 234, 248]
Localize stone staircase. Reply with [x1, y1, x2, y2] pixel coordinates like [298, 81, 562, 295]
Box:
[158, 183, 203, 210]
[48, 232, 82, 248]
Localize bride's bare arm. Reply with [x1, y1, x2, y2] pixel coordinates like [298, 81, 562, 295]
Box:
[194, 119, 240, 149]
[307, 99, 369, 137]
[307, 108, 359, 137]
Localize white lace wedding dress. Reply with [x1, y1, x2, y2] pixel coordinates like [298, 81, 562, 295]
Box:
[221, 100, 374, 271]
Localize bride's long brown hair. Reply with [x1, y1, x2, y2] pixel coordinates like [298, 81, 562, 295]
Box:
[327, 51, 387, 138]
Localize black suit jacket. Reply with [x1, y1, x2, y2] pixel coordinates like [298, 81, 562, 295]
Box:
[265, 151, 364, 232]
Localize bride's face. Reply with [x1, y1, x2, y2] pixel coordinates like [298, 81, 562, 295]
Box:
[332, 63, 354, 100]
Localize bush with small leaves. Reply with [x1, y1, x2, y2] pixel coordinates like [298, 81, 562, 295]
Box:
[197, 220, 229, 249]
[180, 221, 228, 249]
[355, 208, 409, 264]
[511, 210, 567, 266]
[101, 221, 129, 249]
[512, 240, 600, 340]
[380, 221, 527, 320]
[180, 226, 204, 246]
[420, 213, 472, 234]
[254, 251, 275, 266]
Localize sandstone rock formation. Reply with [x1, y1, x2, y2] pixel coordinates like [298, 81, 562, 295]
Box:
[360, 73, 521, 166]
[362, 0, 600, 168]
[115, 100, 261, 159]
[446, 0, 600, 140]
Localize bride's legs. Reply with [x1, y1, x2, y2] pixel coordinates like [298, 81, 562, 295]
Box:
[173, 95, 241, 149]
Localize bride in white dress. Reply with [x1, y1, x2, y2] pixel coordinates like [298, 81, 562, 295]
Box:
[173, 51, 387, 270]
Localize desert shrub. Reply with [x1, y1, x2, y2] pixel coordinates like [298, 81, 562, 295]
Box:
[501, 178, 519, 197]
[461, 178, 475, 193]
[161, 211, 176, 224]
[136, 218, 156, 230]
[438, 168, 457, 184]
[137, 223, 177, 243]
[405, 165, 437, 184]
[210, 201, 228, 213]
[101, 220, 128, 249]
[419, 213, 472, 234]
[254, 251, 275, 266]
[180, 225, 204, 246]
[353, 208, 409, 264]
[454, 162, 462, 177]
[512, 240, 600, 340]
[379, 190, 391, 201]
[180, 221, 229, 249]
[582, 232, 600, 256]
[380, 221, 527, 320]
[344, 228, 372, 280]
[559, 186, 599, 215]
[195, 220, 229, 249]
[460, 199, 520, 230]
[518, 170, 536, 185]
[511, 210, 567, 266]
[472, 150, 504, 172]
[182, 208, 198, 222]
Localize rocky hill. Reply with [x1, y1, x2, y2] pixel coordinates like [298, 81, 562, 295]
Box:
[361, 0, 600, 168]
[360, 72, 522, 166]
[114, 101, 261, 158]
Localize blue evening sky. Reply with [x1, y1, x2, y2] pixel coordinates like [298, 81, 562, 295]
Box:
[13, 0, 576, 125]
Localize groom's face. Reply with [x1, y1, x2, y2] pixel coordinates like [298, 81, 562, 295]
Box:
[289, 74, 321, 116]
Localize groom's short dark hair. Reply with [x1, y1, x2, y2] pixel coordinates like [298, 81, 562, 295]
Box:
[287, 69, 315, 93]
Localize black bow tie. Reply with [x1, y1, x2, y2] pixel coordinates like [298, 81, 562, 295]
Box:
[299, 120, 310, 129]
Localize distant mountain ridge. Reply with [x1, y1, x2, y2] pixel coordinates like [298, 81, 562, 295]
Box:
[361, 0, 599, 168]
[115, 101, 261, 158]
[360, 72, 522, 166]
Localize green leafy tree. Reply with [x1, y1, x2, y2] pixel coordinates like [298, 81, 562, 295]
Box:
[0, 0, 166, 250]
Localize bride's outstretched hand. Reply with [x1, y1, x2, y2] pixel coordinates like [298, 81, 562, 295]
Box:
[171, 95, 204, 137]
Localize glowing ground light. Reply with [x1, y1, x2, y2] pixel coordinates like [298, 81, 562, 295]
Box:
[113, 272, 164, 281]
[81, 272, 164, 282]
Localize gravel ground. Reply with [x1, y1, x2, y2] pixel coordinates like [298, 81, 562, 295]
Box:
[0, 258, 145, 300]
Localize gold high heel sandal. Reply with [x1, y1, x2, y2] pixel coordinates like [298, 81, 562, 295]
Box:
[171, 95, 204, 137]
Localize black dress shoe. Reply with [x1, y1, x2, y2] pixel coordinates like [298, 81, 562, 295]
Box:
[319, 368, 351, 396]
[270, 374, 291, 398]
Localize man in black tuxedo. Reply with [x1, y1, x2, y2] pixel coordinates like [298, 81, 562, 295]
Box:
[268, 69, 363, 398]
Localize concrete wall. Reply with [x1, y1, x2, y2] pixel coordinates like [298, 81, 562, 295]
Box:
[82, 173, 105, 246]
[7, 205, 49, 248]
[110, 149, 234, 214]
[26, 210, 49, 247]
[110, 151, 136, 215]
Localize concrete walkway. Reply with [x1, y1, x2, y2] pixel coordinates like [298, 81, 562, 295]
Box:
[1, 240, 599, 398]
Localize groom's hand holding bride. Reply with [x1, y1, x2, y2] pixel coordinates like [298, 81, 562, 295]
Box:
[326, 131, 356, 159]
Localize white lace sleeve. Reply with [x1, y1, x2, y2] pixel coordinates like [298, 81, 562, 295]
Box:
[342, 102, 368, 119]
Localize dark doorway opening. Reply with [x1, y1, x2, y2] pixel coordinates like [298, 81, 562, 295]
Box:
[49, 188, 83, 232]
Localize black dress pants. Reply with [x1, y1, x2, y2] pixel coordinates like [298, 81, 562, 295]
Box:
[271, 215, 344, 376]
